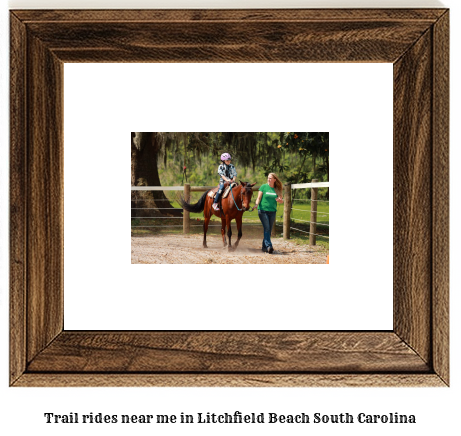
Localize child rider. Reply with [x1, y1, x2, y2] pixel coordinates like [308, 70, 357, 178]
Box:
[212, 152, 237, 211]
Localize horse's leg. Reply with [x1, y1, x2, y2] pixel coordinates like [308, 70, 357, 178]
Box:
[203, 217, 209, 248]
[226, 216, 233, 251]
[203, 199, 211, 248]
[233, 214, 243, 250]
[221, 219, 227, 247]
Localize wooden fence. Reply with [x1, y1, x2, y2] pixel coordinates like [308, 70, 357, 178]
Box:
[286, 179, 330, 245]
[131, 181, 329, 245]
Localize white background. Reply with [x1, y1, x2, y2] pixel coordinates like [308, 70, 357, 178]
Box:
[63, 63, 392, 330]
[1, 1, 459, 436]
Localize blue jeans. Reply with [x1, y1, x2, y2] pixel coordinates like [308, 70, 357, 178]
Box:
[213, 182, 225, 204]
[258, 209, 276, 251]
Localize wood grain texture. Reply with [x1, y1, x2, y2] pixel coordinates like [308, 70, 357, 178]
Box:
[27, 332, 429, 373]
[13, 374, 446, 388]
[393, 29, 433, 364]
[13, 10, 446, 64]
[9, 13, 27, 385]
[26, 20, 433, 63]
[432, 11, 450, 385]
[9, 9, 449, 387]
[12, 9, 447, 22]
[26, 34, 64, 362]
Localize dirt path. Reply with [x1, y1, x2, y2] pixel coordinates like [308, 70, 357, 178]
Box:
[131, 234, 327, 264]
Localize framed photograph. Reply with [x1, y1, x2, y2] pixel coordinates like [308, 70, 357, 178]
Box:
[10, 9, 449, 386]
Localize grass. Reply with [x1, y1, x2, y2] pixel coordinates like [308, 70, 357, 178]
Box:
[131, 195, 329, 251]
[287, 198, 329, 250]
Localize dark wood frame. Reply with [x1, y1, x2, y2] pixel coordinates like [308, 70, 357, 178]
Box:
[10, 9, 449, 387]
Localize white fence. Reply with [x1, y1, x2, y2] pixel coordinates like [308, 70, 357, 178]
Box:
[285, 179, 329, 245]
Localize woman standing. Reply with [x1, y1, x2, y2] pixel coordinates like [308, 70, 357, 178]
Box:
[253, 173, 284, 253]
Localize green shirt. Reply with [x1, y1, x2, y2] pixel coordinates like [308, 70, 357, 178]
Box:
[258, 184, 278, 212]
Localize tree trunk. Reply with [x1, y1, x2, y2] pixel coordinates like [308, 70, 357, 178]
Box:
[131, 132, 138, 218]
[133, 132, 182, 217]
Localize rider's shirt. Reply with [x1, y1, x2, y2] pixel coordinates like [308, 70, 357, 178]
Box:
[217, 163, 237, 184]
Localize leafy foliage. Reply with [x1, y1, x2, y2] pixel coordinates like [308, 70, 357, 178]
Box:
[134, 132, 329, 200]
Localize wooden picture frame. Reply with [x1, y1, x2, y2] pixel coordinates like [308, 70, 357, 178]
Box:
[10, 9, 449, 387]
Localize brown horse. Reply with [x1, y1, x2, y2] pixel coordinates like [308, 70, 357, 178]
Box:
[179, 181, 256, 251]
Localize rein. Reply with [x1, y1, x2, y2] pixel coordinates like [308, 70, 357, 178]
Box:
[230, 185, 253, 212]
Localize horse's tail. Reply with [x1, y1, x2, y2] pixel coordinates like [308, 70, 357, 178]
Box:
[179, 190, 210, 213]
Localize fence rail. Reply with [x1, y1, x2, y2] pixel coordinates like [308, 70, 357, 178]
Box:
[132, 185, 262, 192]
[291, 181, 330, 189]
[131, 181, 329, 245]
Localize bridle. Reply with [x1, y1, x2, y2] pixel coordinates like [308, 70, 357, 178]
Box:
[230, 184, 252, 212]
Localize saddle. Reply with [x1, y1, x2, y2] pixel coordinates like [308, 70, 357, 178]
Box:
[207, 182, 237, 199]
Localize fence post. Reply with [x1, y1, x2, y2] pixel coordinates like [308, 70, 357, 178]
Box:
[309, 179, 318, 245]
[283, 183, 291, 240]
[183, 183, 190, 234]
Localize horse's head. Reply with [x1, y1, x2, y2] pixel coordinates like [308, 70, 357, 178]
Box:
[240, 181, 256, 211]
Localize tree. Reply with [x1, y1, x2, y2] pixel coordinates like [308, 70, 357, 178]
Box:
[278, 132, 329, 183]
[131, 132, 182, 217]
